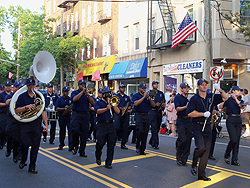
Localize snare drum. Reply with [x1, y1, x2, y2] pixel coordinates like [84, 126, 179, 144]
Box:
[46, 111, 58, 121]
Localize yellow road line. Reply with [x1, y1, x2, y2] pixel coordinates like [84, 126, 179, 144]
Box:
[39, 150, 118, 188]
[43, 143, 96, 151]
[39, 147, 132, 188]
[180, 171, 234, 188]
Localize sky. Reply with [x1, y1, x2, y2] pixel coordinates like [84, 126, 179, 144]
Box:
[1, 0, 44, 57]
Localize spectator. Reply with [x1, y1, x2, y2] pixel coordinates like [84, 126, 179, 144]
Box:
[242, 89, 250, 137]
[167, 97, 177, 136]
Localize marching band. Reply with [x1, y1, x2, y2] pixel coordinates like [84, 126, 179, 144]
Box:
[0, 75, 249, 181]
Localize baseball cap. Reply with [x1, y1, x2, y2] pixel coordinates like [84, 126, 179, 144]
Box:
[98, 88, 103, 93]
[47, 83, 53, 88]
[13, 81, 21, 87]
[139, 82, 146, 89]
[197, 78, 209, 86]
[180, 82, 190, 89]
[5, 81, 12, 86]
[62, 86, 69, 91]
[0, 84, 4, 90]
[152, 81, 159, 85]
[232, 86, 242, 91]
[119, 84, 125, 89]
[206, 89, 212, 94]
[102, 86, 111, 93]
[78, 79, 86, 85]
[26, 78, 35, 86]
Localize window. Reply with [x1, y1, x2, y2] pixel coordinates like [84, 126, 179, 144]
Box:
[53, 0, 56, 13]
[103, 2, 111, 17]
[88, 4, 91, 25]
[75, 11, 78, 30]
[67, 15, 70, 31]
[151, 18, 155, 45]
[134, 23, 139, 50]
[186, 7, 194, 40]
[93, 38, 97, 58]
[71, 13, 74, 31]
[82, 8, 85, 28]
[87, 45, 91, 60]
[94, 2, 98, 23]
[124, 26, 129, 53]
[81, 49, 85, 60]
[103, 33, 111, 56]
[47, 1, 51, 16]
[240, 0, 250, 22]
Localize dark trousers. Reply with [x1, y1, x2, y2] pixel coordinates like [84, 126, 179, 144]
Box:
[21, 118, 42, 170]
[149, 110, 162, 147]
[135, 114, 150, 152]
[114, 113, 129, 146]
[95, 122, 116, 166]
[5, 116, 14, 152]
[49, 120, 56, 143]
[71, 112, 90, 154]
[88, 114, 96, 140]
[176, 117, 192, 163]
[59, 115, 72, 148]
[225, 116, 242, 161]
[13, 119, 22, 159]
[0, 113, 7, 147]
[192, 122, 212, 178]
[209, 125, 217, 157]
[127, 125, 137, 143]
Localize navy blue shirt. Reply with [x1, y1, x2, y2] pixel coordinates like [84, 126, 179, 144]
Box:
[55, 96, 72, 116]
[90, 96, 97, 116]
[187, 93, 223, 122]
[116, 93, 132, 112]
[0, 91, 10, 113]
[5, 93, 14, 117]
[150, 90, 165, 110]
[174, 93, 189, 116]
[44, 92, 59, 108]
[94, 99, 114, 121]
[132, 92, 150, 113]
[71, 89, 90, 112]
[223, 97, 244, 115]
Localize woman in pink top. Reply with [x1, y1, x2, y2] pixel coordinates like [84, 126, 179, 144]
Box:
[167, 97, 177, 136]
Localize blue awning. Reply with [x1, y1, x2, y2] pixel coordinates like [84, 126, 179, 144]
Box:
[109, 61, 129, 80]
[109, 58, 147, 80]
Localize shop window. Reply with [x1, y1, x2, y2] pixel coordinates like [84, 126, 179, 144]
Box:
[183, 73, 202, 93]
[165, 75, 177, 93]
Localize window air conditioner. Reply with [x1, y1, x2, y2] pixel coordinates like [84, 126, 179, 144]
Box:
[224, 69, 234, 79]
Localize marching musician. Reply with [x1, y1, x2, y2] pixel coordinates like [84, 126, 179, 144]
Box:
[15, 78, 48, 174]
[114, 84, 132, 150]
[5, 81, 21, 160]
[148, 81, 165, 149]
[0, 84, 4, 93]
[94, 86, 120, 169]
[71, 79, 95, 157]
[55, 86, 73, 151]
[174, 82, 192, 166]
[43, 83, 58, 144]
[187, 79, 227, 181]
[132, 83, 155, 155]
[223, 86, 244, 166]
[0, 81, 12, 150]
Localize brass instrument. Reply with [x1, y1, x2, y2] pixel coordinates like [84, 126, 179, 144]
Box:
[210, 114, 219, 129]
[156, 100, 164, 111]
[110, 96, 120, 107]
[19, 89, 44, 119]
[121, 102, 129, 116]
[62, 104, 73, 116]
[149, 90, 157, 100]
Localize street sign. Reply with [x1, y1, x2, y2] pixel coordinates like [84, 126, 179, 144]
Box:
[210, 66, 224, 81]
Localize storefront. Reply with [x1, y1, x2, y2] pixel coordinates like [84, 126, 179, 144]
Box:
[77, 55, 116, 95]
[163, 60, 204, 94]
[109, 57, 148, 95]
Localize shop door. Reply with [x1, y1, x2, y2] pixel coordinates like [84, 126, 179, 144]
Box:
[126, 84, 139, 96]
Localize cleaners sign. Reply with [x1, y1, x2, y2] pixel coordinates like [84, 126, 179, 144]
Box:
[163, 60, 203, 75]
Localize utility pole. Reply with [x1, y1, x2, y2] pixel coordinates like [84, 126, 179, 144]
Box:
[204, 0, 213, 89]
[17, 21, 21, 81]
[60, 10, 64, 95]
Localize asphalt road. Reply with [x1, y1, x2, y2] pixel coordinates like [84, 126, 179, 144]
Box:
[1, 130, 250, 188]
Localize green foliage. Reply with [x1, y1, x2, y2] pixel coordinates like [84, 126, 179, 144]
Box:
[0, 6, 8, 33]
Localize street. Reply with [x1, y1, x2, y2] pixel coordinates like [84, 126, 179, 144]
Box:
[1, 131, 250, 188]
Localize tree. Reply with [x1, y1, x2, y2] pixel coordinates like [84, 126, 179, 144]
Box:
[0, 6, 7, 33]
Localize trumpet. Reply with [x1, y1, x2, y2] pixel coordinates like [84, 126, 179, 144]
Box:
[110, 96, 120, 106]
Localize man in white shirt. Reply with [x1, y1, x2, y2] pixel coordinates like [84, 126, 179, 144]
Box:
[242, 89, 250, 137]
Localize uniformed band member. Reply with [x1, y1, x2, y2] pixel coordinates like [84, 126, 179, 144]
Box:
[43, 83, 58, 144]
[132, 82, 155, 155]
[5, 81, 21, 158]
[223, 86, 244, 166]
[174, 82, 192, 166]
[149, 81, 165, 149]
[0, 84, 4, 93]
[0, 81, 12, 150]
[71, 79, 95, 157]
[55, 86, 73, 151]
[15, 78, 48, 174]
[187, 78, 227, 181]
[114, 84, 132, 149]
[94, 86, 120, 169]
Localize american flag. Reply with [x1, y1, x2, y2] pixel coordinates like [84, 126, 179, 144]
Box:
[172, 13, 197, 49]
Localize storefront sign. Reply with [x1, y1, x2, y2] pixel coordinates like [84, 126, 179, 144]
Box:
[163, 60, 203, 75]
[77, 56, 116, 80]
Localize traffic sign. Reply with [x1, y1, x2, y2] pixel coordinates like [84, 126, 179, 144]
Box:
[210, 66, 224, 81]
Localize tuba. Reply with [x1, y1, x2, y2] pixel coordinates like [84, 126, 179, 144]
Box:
[10, 51, 56, 123]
